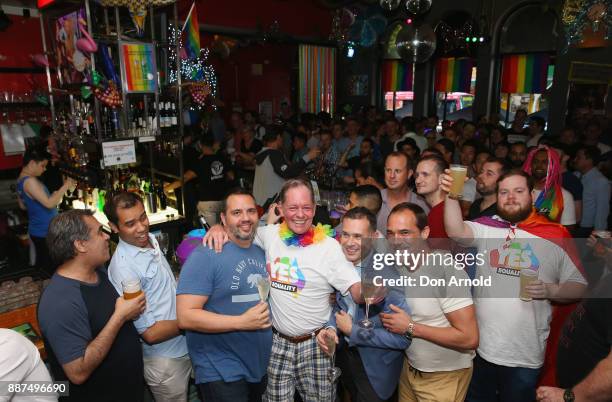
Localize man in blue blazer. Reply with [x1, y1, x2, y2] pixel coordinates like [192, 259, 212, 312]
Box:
[318, 207, 411, 402]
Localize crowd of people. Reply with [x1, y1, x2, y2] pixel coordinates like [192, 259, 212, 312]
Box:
[2, 105, 611, 402]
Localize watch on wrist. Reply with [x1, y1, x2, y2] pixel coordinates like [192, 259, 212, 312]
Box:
[404, 322, 415, 339]
[563, 388, 575, 402]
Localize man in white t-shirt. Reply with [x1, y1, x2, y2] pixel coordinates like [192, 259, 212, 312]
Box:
[380, 202, 478, 402]
[523, 146, 576, 228]
[205, 179, 363, 402]
[441, 169, 587, 402]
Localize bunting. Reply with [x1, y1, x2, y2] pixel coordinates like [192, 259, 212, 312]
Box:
[381, 60, 413, 92]
[434, 57, 474, 93]
[501, 54, 550, 94]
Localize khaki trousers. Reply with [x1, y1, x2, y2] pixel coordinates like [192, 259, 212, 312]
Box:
[143, 355, 192, 402]
[398, 358, 473, 402]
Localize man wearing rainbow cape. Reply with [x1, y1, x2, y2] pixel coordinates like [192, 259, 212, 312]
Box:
[441, 168, 587, 402]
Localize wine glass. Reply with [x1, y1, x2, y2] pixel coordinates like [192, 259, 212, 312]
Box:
[256, 276, 271, 302]
[156, 232, 169, 256]
[325, 331, 341, 383]
[358, 279, 384, 330]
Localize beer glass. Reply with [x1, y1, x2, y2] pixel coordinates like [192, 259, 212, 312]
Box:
[448, 164, 468, 200]
[519, 269, 538, 301]
[122, 278, 143, 300]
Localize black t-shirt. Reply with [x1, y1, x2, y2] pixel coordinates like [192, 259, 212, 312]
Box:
[38, 269, 144, 402]
[468, 199, 498, 221]
[557, 274, 612, 388]
[192, 154, 231, 201]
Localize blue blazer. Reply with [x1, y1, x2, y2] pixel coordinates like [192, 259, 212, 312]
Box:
[328, 288, 411, 400]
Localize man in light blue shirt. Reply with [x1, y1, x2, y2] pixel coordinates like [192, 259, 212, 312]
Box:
[574, 145, 610, 234]
[105, 192, 191, 401]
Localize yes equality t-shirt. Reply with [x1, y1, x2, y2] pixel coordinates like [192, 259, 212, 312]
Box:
[177, 243, 271, 384]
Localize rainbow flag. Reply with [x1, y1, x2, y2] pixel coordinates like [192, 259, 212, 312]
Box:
[182, 2, 200, 59]
[381, 60, 413, 92]
[501, 54, 550, 94]
[434, 57, 474, 93]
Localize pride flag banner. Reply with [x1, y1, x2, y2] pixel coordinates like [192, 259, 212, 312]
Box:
[182, 2, 200, 59]
[298, 45, 336, 114]
[381, 60, 413, 92]
[501, 54, 550, 94]
[434, 57, 474, 93]
[120, 42, 157, 93]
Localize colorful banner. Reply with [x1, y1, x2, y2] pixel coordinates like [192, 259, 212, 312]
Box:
[120, 43, 157, 93]
[501, 54, 550, 94]
[298, 45, 336, 114]
[183, 2, 200, 59]
[434, 57, 474, 93]
[381, 60, 413, 92]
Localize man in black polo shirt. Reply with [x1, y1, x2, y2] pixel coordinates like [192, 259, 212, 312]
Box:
[38, 210, 145, 401]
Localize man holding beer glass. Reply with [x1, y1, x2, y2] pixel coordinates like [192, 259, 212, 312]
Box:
[105, 192, 191, 401]
[441, 169, 587, 402]
[38, 210, 146, 401]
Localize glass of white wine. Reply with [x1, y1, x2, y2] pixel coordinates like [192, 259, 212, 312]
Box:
[257, 276, 271, 302]
[325, 330, 341, 383]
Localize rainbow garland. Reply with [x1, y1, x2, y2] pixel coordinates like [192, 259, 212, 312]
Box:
[278, 222, 335, 247]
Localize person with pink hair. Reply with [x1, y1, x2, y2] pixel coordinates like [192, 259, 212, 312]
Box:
[522, 145, 576, 229]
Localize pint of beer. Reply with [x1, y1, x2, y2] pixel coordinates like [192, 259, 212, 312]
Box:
[448, 165, 468, 200]
[519, 269, 538, 301]
[122, 279, 143, 300]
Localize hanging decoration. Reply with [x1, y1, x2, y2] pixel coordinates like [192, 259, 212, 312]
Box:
[298, 45, 336, 114]
[434, 57, 474, 93]
[562, 0, 611, 47]
[167, 23, 217, 110]
[395, 22, 436, 63]
[381, 60, 413, 91]
[76, 24, 98, 54]
[89, 71, 123, 108]
[383, 20, 403, 58]
[348, 6, 387, 47]
[100, 0, 175, 37]
[404, 0, 432, 15]
[501, 54, 550, 94]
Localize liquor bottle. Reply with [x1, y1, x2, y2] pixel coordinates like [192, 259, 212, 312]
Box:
[138, 101, 145, 128]
[199, 215, 211, 230]
[157, 182, 167, 210]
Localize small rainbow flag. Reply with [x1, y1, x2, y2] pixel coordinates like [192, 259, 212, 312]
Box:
[501, 54, 550, 94]
[381, 60, 413, 92]
[182, 1, 200, 59]
[434, 57, 474, 93]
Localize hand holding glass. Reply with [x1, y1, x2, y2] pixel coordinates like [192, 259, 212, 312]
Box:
[122, 278, 143, 300]
[325, 330, 341, 383]
[257, 276, 271, 302]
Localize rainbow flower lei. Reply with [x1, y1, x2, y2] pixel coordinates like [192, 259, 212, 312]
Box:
[278, 221, 335, 247]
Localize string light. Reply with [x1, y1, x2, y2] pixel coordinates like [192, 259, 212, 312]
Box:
[168, 24, 218, 110]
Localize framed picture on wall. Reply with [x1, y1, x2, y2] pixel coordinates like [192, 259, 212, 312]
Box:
[54, 8, 90, 86]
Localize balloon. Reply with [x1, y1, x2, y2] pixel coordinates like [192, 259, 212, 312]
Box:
[380, 0, 401, 11]
[395, 23, 437, 63]
[76, 24, 98, 54]
[405, 0, 432, 15]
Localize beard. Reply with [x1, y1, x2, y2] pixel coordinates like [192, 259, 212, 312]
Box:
[228, 223, 256, 242]
[497, 202, 532, 224]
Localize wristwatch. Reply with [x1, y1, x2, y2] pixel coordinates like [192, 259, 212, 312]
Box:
[563, 388, 575, 402]
[404, 321, 415, 339]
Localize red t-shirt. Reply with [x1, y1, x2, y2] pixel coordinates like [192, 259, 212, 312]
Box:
[427, 201, 452, 250]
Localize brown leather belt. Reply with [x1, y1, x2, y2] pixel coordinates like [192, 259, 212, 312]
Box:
[272, 327, 324, 343]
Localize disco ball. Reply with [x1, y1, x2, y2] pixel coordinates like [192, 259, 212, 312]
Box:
[380, 0, 401, 11]
[405, 0, 432, 15]
[395, 23, 437, 63]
